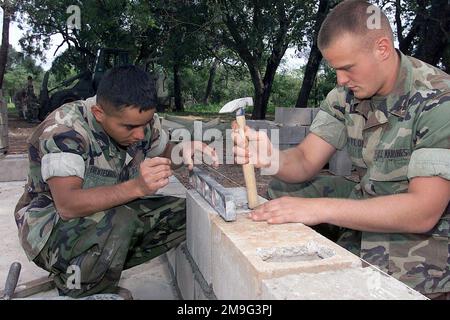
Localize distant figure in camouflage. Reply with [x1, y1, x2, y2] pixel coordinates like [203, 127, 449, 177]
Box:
[24, 76, 40, 122]
[233, 0, 450, 299]
[13, 88, 27, 119]
[13, 76, 40, 122]
[15, 65, 218, 298]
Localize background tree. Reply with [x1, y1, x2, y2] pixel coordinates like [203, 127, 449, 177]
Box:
[294, 0, 335, 108]
[212, 0, 315, 119]
[0, 0, 16, 89]
[379, 0, 449, 71]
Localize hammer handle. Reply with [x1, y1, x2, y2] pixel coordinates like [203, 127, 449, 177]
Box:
[236, 115, 259, 209]
[3, 262, 21, 300]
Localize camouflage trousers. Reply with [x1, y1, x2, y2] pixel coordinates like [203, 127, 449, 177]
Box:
[33, 196, 186, 298]
[267, 175, 362, 255]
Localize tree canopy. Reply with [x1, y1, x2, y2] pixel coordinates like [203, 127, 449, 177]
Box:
[3, 0, 448, 118]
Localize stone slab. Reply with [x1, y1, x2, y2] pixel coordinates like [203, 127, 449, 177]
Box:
[261, 266, 427, 300]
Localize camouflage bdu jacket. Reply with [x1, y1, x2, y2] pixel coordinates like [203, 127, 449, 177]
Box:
[309, 51, 450, 294]
[14, 96, 169, 261]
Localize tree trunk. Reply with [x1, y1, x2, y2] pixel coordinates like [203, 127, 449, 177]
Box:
[295, 0, 330, 109]
[0, 4, 12, 89]
[254, 53, 283, 119]
[173, 63, 183, 112]
[414, 0, 450, 66]
[202, 58, 219, 104]
[247, 64, 264, 119]
[399, 0, 427, 55]
[295, 46, 322, 108]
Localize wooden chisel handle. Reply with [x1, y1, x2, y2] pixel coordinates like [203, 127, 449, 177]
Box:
[236, 114, 259, 209]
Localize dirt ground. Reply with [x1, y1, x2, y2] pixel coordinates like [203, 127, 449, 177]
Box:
[6, 113, 37, 154]
[6, 112, 271, 197]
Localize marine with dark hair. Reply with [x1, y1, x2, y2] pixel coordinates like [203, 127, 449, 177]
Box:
[14, 65, 218, 298]
[233, 0, 450, 299]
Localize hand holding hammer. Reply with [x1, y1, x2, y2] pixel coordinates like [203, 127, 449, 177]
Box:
[220, 98, 259, 209]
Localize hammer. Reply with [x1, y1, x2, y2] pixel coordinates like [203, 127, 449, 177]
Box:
[219, 97, 259, 209]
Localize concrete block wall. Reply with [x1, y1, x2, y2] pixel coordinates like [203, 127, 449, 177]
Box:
[274, 107, 319, 126]
[186, 190, 214, 285]
[167, 242, 216, 300]
[168, 188, 427, 300]
[248, 108, 353, 175]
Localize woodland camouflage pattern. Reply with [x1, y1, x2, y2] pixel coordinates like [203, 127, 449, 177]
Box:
[281, 51, 450, 294]
[14, 97, 185, 297]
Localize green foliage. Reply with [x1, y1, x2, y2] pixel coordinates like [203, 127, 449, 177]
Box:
[184, 103, 223, 113]
[269, 72, 302, 109]
[307, 63, 336, 107]
[2, 47, 45, 102]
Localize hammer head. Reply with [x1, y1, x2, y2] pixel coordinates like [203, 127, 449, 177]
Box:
[219, 97, 253, 115]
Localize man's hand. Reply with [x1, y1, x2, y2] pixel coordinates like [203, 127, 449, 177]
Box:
[176, 140, 219, 170]
[231, 121, 276, 169]
[249, 196, 324, 225]
[135, 157, 173, 196]
[249, 176, 450, 234]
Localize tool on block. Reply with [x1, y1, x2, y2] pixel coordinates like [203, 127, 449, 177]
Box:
[219, 97, 259, 209]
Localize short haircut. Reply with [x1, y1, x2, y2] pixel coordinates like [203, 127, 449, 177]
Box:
[96, 65, 157, 113]
[318, 0, 393, 51]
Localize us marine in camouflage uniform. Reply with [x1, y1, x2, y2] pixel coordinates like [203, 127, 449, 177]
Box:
[15, 66, 218, 298]
[233, 0, 450, 299]
[13, 76, 40, 122]
[24, 76, 40, 123]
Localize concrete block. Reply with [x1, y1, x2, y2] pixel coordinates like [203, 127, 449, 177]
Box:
[278, 125, 308, 145]
[175, 244, 195, 300]
[275, 107, 318, 126]
[278, 144, 295, 151]
[210, 214, 362, 299]
[186, 189, 216, 285]
[246, 120, 279, 140]
[165, 247, 177, 276]
[312, 108, 319, 121]
[0, 154, 29, 182]
[246, 120, 278, 131]
[194, 281, 210, 300]
[261, 266, 427, 300]
[329, 149, 353, 176]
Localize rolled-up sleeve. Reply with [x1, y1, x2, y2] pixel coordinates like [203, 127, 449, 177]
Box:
[408, 148, 450, 180]
[39, 126, 87, 181]
[408, 96, 450, 180]
[309, 88, 348, 150]
[41, 152, 85, 181]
